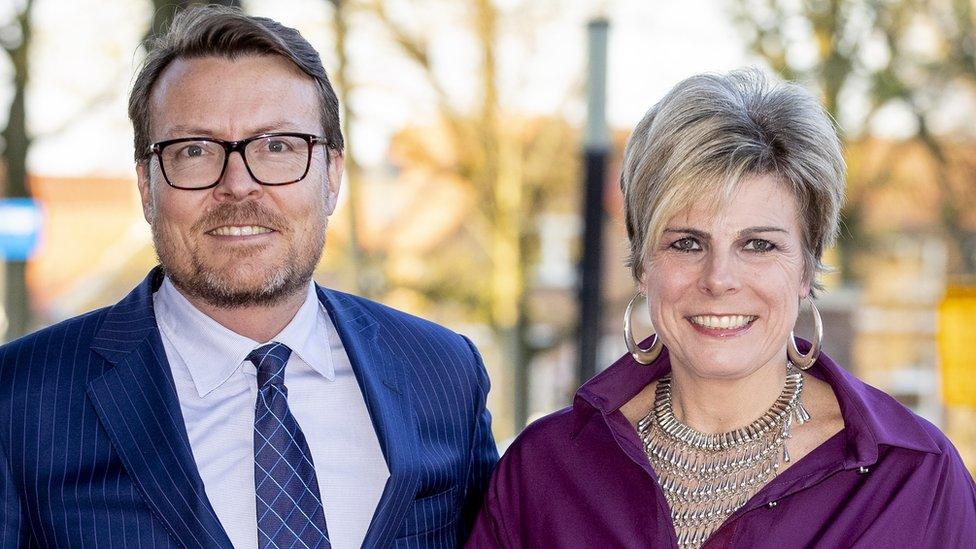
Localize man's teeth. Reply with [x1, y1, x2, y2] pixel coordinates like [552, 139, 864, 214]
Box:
[211, 226, 273, 236]
[690, 315, 757, 329]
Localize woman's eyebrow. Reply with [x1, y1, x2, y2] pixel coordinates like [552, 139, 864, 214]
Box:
[739, 226, 789, 236]
[662, 226, 789, 239]
[663, 228, 709, 239]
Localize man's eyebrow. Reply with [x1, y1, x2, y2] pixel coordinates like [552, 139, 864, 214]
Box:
[162, 125, 216, 138]
[662, 226, 789, 239]
[161, 120, 305, 139]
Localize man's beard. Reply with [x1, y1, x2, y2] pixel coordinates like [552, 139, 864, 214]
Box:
[152, 200, 325, 309]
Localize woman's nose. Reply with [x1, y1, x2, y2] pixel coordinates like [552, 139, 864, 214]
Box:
[698, 251, 741, 296]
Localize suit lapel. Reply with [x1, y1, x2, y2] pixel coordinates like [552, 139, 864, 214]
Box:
[318, 287, 421, 548]
[88, 268, 232, 548]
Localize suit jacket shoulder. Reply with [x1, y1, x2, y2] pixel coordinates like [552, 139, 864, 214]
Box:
[318, 287, 498, 544]
[0, 271, 231, 548]
[322, 287, 488, 391]
[0, 305, 112, 407]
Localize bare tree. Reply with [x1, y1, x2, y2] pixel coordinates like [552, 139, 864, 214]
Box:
[361, 0, 581, 432]
[147, 0, 243, 46]
[326, 0, 374, 297]
[1, 0, 35, 341]
[731, 0, 976, 275]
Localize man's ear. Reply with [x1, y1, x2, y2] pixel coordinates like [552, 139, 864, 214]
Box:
[325, 149, 344, 215]
[136, 160, 154, 223]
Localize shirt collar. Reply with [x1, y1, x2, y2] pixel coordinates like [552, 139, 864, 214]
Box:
[154, 277, 335, 398]
[271, 282, 336, 383]
[573, 338, 942, 467]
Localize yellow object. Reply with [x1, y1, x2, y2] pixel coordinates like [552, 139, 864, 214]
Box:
[939, 285, 976, 407]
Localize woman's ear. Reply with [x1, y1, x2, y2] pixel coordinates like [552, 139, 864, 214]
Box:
[799, 276, 812, 300]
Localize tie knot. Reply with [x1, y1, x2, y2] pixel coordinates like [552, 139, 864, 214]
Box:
[248, 342, 293, 389]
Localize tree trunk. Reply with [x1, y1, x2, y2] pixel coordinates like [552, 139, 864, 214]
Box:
[146, 0, 242, 45]
[329, 0, 371, 296]
[473, 0, 529, 432]
[1, 0, 34, 341]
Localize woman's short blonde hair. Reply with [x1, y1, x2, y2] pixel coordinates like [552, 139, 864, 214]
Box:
[620, 69, 845, 294]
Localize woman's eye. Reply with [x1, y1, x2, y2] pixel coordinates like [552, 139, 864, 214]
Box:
[745, 239, 776, 253]
[670, 237, 701, 252]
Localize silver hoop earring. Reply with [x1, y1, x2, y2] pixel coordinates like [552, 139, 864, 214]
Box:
[787, 296, 823, 370]
[624, 292, 663, 364]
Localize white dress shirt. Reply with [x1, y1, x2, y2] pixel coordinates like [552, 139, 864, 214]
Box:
[154, 277, 390, 549]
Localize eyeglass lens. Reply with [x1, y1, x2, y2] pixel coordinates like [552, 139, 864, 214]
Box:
[160, 135, 310, 188]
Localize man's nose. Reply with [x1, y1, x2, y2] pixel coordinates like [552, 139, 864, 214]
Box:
[213, 150, 263, 200]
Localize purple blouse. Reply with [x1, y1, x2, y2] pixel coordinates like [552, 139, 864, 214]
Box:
[468, 345, 976, 548]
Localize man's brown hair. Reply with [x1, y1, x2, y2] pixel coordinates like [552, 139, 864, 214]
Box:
[128, 5, 344, 161]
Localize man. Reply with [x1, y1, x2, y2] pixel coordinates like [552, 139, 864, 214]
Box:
[0, 6, 497, 548]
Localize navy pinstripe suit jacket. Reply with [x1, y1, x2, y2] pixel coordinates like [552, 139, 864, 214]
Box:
[0, 268, 498, 548]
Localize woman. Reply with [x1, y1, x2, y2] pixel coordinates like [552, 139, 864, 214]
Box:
[467, 70, 976, 548]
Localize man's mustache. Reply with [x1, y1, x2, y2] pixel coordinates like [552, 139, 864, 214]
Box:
[190, 201, 288, 233]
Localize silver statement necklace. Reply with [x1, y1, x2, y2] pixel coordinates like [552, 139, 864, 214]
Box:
[637, 363, 810, 549]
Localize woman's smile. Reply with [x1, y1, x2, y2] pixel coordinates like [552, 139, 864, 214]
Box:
[686, 313, 758, 338]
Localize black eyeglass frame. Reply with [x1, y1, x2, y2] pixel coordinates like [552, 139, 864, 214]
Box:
[146, 132, 329, 190]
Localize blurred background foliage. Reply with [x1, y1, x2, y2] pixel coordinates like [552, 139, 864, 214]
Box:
[0, 0, 973, 468]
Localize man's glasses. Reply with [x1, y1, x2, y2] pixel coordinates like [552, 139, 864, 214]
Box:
[146, 132, 328, 190]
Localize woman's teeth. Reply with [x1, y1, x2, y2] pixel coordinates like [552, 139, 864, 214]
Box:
[689, 315, 757, 329]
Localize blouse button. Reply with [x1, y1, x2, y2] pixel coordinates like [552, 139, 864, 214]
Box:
[858, 466, 870, 474]
[767, 501, 778, 508]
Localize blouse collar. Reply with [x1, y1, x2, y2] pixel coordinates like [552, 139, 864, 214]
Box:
[572, 337, 942, 468]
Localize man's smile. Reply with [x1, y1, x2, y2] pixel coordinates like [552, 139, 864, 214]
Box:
[207, 225, 275, 237]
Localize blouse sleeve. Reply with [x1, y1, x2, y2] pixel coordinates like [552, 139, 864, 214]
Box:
[457, 336, 500, 543]
[466, 494, 513, 548]
[465, 446, 520, 549]
[921, 439, 976, 547]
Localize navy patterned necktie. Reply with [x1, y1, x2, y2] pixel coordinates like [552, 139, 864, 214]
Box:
[250, 342, 331, 549]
